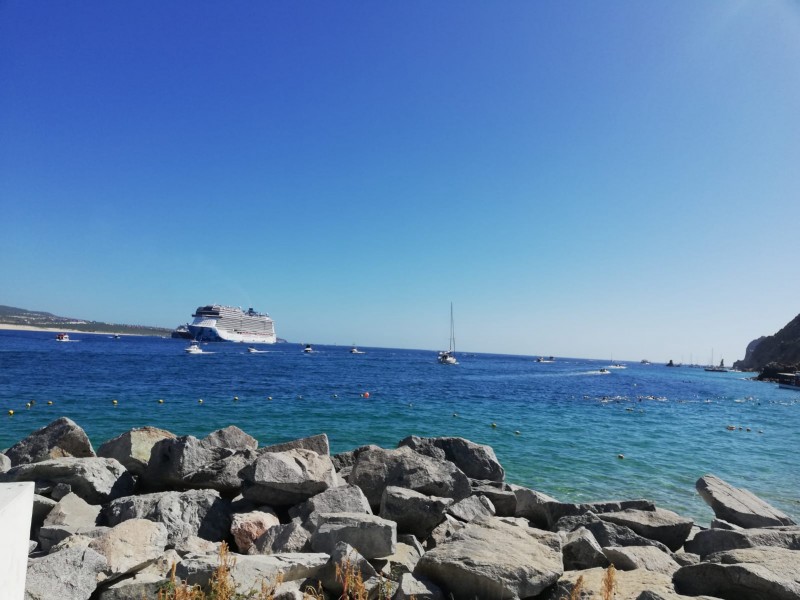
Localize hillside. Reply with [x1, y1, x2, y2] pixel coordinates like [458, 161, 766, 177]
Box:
[0, 304, 171, 336]
[733, 312, 800, 374]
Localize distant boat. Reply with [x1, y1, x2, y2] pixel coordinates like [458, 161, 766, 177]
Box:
[777, 372, 800, 391]
[640, 359, 651, 365]
[55, 333, 70, 342]
[598, 368, 610, 374]
[171, 324, 193, 339]
[111, 334, 121, 340]
[536, 356, 555, 363]
[437, 303, 458, 365]
[704, 349, 728, 372]
[185, 341, 204, 354]
[350, 344, 365, 354]
[303, 344, 313, 354]
[608, 354, 626, 369]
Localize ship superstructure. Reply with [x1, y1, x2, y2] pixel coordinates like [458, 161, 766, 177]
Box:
[187, 305, 277, 343]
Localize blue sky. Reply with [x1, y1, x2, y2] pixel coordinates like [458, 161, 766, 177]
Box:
[1, 1, 799, 361]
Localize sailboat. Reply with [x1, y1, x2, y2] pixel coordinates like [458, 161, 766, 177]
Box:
[437, 303, 458, 365]
[704, 350, 728, 372]
[608, 353, 626, 369]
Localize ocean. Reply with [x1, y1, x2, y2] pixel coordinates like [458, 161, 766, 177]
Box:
[1, 329, 797, 524]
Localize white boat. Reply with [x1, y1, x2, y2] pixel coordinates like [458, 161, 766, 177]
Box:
[438, 303, 458, 365]
[55, 333, 70, 342]
[188, 305, 277, 344]
[350, 344, 365, 354]
[536, 356, 555, 363]
[704, 350, 728, 372]
[303, 344, 313, 353]
[608, 354, 626, 369]
[185, 341, 204, 354]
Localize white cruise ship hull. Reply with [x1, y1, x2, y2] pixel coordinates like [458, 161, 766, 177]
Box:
[187, 304, 277, 344]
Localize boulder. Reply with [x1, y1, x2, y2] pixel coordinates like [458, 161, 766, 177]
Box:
[372, 541, 423, 578]
[311, 512, 397, 559]
[176, 552, 329, 593]
[261, 433, 330, 456]
[446, 495, 495, 523]
[395, 572, 446, 600]
[316, 541, 377, 595]
[96, 549, 181, 600]
[30, 494, 57, 538]
[103, 489, 232, 547]
[25, 545, 108, 600]
[231, 509, 280, 553]
[50, 482, 72, 501]
[511, 485, 558, 529]
[241, 448, 338, 506]
[398, 436, 505, 482]
[174, 535, 221, 557]
[546, 567, 707, 600]
[599, 508, 694, 552]
[415, 517, 562, 599]
[543, 499, 655, 530]
[0, 457, 133, 504]
[696, 474, 796, 529]
[43, 492, 101, 528]
[471, 481, 516, 516]
[561, 526, 610, 570]
[202, 425, 258, 450]
[427, 514, 466, 548]
[97, 426, 176, 476]
[5, 417, 95, 466]
[379, 486, 453, 541]
[556, 513, 671, 553]
[289, 484, 372, 523]
[39, 525, 109, 553]
[89, 518, 169, 578]
[141, 434, 257, 495]
[603, 546, 681, 576]
[683, 525, 800, 558]
[348, 446, 471, 509]
[0, 452, 10, 472]
[250, 519, 312, 555]
[673, 546, 800, 599]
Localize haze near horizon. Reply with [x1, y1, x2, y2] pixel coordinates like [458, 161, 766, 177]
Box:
[1, 2, 799, 362]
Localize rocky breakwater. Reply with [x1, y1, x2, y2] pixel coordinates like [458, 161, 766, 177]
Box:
[1, 416, 798, 600]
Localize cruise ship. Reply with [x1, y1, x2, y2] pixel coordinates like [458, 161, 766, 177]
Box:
[187, 305, 277, 343]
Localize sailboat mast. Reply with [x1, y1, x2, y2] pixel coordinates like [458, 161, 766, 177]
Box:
[450, 302, 455, 353]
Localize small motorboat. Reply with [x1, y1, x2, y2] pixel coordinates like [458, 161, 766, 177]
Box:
[185, 341, 203, 354]
[350, 344, 365, 354]
[536, 356, 555, 363]
[303, 344, 313, 353]
[56, 333, 70, 342]
[598, 368, 610, 374]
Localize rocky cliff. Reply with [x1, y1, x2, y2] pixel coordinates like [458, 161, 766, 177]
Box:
[733, 312, 800, 373]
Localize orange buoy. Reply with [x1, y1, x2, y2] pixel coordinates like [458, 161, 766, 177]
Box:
[364, 392, 370, 399]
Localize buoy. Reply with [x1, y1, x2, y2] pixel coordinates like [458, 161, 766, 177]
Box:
[8, 409, 14, 416]
[297, 395, 303, 400]
[112, 399, 118, 405]
[408, 402, 413, 407]
[515, 430, 521, 435]
[158, 399, 164, 404]
[333, 394, 338, 398]
[618, 454, 625, 459]
[233, 396, 239, 402]
[491, 423, 497, 428]
[198, 399, 204, 404]
[726, 425, 735, 431]
[47, 401, 53, 405]
[26, 402, 31, 409]
[746, 427, 751, 432]
[453, 413, 458, 417]
[363, 392, 370, 399]
[30, 400, 35, 405]
[268, 396, 272, 400]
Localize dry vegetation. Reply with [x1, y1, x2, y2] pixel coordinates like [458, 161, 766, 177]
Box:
[560, 564, 617, 600]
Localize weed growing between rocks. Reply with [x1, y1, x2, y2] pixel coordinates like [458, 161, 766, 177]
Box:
[560, 574, 585, 600]
[602, 564, 617, 600]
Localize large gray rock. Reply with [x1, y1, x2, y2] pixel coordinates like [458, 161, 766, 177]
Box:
[103, 489, 232, 546]
[241, 448, 338, 506]
[599, 508, 694, 552]
[176, 552, 329, 592]
[348, 446, 471, 509]
[544, 498, 655, 530]
[511, 485, 558, 529]
[43, 492, 101, 528]
[39, 525, 109, 554]
[696, 474, 796, 529]
[96, 549, 181, 600]
[396, 573, 445, 600]
[97, 427, 176, 476]
[202, 425, 258, 450]
[561, 526, 609, 570]
[31, 494, 57, 538]
[316, 542, 377, 595]
[141, 434, 257, 495]
[231, 509, 280, 553]
[25, 545, 107, 600]
[89, 518, 169, 578]
[603, 546, 681, 576]
[427, 514, 467, 548]
[398, 436, 505, 482]
[1, 457, 133, 504]
[471, 481, 516, 516]
[311, 512, 397, 559]
[289, 484, 372, 523]
[556, 513, 672, 553]
[250, 519, 312, 555]
[6, 417, 95, 466]
[446, 495, 495, 523]
[372, 541, 423, 578]
[379, 486, 453, 541]
[546, 567, 705, 600]
[683, 525, 800, 558]
[673, 546, 800, 599]
[415, 517, 563, 600]
[261, 433, 330, 456]
[0, 452, 10, 472]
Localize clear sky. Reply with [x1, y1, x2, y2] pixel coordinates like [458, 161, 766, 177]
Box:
[1, 2, 799, 362]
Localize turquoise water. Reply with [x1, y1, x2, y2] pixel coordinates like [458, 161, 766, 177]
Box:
[1, 329, 798, 524]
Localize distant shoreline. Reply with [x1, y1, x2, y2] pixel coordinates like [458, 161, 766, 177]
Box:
[0, 323, 156, 337]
